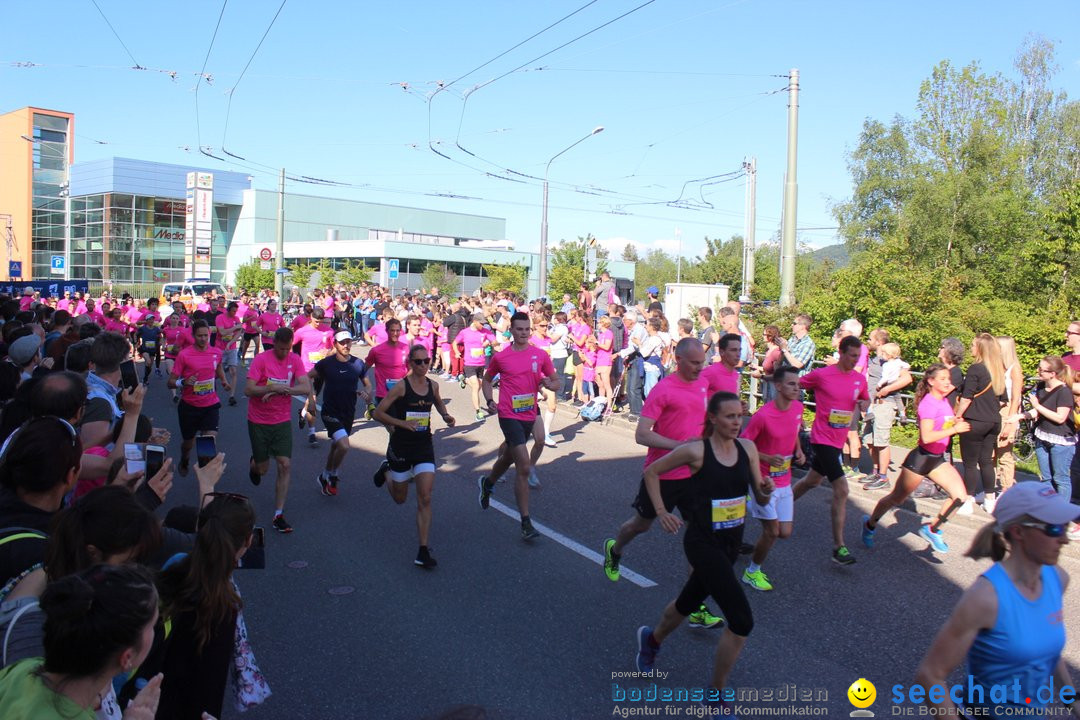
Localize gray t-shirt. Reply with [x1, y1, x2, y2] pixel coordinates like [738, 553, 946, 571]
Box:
[593, 281, 614, 311]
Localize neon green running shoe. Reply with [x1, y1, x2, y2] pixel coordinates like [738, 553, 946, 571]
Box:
[741, 569, 774, 592]
[687, 605, 724, 629]
[603, 538, 621, 582]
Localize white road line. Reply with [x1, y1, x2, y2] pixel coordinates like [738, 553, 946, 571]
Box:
[489, 499, 657, 588]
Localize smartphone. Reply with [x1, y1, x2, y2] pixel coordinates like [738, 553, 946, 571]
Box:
[238, 527, 265, 570]
[119, 359, 139, 392]
[145, 445, 166, 479]
[124, 443, 145, 476]
[195, 434, 216, 468]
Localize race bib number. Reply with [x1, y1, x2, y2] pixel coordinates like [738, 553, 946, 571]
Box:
[711, 496, 747, 530]
[308, 350, 327, 363]
[470, 347, 484, 358]
[827, 408, 853, 428]
[267, 375, 291, 388]
[406, 411, 430, 431]
[386, 378, 400, 391]
[165, 344, 178, 355]
[511, 393, 535, 414]
[192, 378, 214, 396]
[144, 341, 156, 350]
[768, 456, 792, 478]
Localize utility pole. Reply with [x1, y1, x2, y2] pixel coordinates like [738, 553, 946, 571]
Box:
[740, 157, 757, 300]
[779, 69, 799, 307]
[274, 168, 285, 296]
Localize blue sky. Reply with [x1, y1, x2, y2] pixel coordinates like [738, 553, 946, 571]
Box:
[5, 1, 1079, 260]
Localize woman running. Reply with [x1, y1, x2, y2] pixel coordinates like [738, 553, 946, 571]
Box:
[161, 312, 193, 403]
[861, 363, 970, 553]
[635, 391, 772, 711]
[374, 344, 455, 569]
[915, 482, 1080, 717]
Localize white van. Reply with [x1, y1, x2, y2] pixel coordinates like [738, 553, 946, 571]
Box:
[160, 278, 227, 310]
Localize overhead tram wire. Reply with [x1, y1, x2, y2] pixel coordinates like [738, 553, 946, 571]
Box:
[195, 0, 229, 154]
[87, 0, 143, 69]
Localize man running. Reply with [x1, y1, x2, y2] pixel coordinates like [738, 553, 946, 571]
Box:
[245, 327, 311, 534]
[215, 301, 243, 406]
[701, 333, 741, 395]
[476, 312, 561, 541]
[602, 338, 723, 629]
[365, 317, 410, 420]
[311, 330, 372, 495]
[740, 366, 804, 590]
[258, 298, 285, 352]
[168, 320, 230, 476]
[791, 335, 869, 565]
[294, 306, 335, 446]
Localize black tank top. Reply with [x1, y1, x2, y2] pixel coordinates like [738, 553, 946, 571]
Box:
[389, 376, 435, 448]
[686, 438, 752, 534]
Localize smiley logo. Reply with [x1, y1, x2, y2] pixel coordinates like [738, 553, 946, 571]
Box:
[848, 678, 876, 709]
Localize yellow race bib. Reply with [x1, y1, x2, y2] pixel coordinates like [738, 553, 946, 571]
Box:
[192, 379, 214, 396]
[511, 393, 535, 414]
[711, 496, 747, 530]
[768, 456, 792, 478]
[406, 411, 430, 431]
[827, 408, 853, 428]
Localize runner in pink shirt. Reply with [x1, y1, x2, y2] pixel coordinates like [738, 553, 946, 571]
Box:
[740, 366, 805, 591]
[599, 337, 723, 629]
[162, 314, 193, 402]
[293, 307, 334, 445]
[257, 299, 284, 350]
[290, 305, 312, 332]
[245, 326, 311, 534]
[476, 312, 560, 541]
[238, 295, 261, 365]
[168, 320, 229, 476]
[701, 333, 742, 396]
[365, 318, 410, 404]
[57, 292, 72, 312]
[456, 312, 494, 420]
[791, 335, 869, 565]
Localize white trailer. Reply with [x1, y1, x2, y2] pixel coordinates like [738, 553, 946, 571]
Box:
[663, 282, 730, 321]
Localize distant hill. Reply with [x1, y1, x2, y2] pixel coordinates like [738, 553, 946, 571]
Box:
[806, 243, 850, 268]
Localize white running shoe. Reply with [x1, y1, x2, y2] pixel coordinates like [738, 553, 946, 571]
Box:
[956, 498, 974, 516]
[544, 434, 557, 447]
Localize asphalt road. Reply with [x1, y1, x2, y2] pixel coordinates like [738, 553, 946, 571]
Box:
[140, 350, 1080, 720]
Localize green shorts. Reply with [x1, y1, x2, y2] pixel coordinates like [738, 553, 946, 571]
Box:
[248, 420, 293, 462]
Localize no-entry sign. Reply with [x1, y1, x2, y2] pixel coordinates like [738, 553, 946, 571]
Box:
[259, 247, 273, 261]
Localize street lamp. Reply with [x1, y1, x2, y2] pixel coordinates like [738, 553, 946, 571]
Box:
[539, 125, 603, 299]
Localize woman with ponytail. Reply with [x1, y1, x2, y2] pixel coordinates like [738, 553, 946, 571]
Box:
[156, 490, 255, 720]
[1010, 356, 1077, 505]
[916, 482, 1080, 718]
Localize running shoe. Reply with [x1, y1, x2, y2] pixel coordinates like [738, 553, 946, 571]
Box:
[688, 605, 724, 629]
[477, 475, 492, 509]
[155, 368, 162, 377]
[861, 514, 875, 548]
[475, 410, 486, 421]
[863, 475, 890, 491]
[272, 514, 293, 534]
[528, 467, 541, 488]
[956, 498, 974, 516]
[832, 546, 856, 565]
[858, 472, 880, 484]
[373, 460, 389, 488]
[228, 397, 237, 406]
[248, 457, 261, 486]
[635, 626, 658, 673]
[172, 395, 179, 404]
[544, 434, 557, 447]
[459, 375, 466, 389]
[741, 569, 773, 592]
[308, 432, 318, 447]
[328, 476, 339, 496]
[442, 373, 455, 382]
[366, 403, 377, 420]
[521, 518, 540, 541]
[316, 473, 330, 496]
[919, 524, 949, 553]
[603, 538, 621, 582]
[298, 407, 306, 429]
[844, 466, 867, 482]
[414, 546, 438, 569]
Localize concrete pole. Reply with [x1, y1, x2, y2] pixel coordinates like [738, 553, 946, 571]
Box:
[274, 168, 284, 296]
[780, 69, 799, 307]
[740, 157, 756, 300]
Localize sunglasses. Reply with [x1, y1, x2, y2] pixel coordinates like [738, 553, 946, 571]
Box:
[204, 491, 249, 503]
[412, 358, 431, 365]
[1019, 522, 1066, 538]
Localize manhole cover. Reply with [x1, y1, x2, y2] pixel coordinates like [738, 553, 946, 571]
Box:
[328, 586, 355, 596]
[286, 560, 309, 569]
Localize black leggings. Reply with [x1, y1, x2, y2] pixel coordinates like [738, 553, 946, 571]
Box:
[675, 525, 754, 637]
[958, 418, 999, 495]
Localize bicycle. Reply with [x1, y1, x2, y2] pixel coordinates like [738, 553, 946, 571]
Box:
[1011, 388, 1037, 464]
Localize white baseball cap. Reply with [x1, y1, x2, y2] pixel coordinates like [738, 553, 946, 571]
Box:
[334, 330, 354, 343]
[994, 482, 1080, 530]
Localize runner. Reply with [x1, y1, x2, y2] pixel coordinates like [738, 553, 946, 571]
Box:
[861, 363, 970, 552]
[373, 343, 456, 568]
[238, 297, 261, 366]
[258, 298, 285, 352]
[161, 310, 192, 403]
[310, 330, 372, 496]
[476, 312, 561, 540]
[294, 306, 335, 446]
[215, 301, 243, 406]
[791, 334, 870, 565]
[456, 311, 494, 421]
[701, 333, 741, 396]
[634, 391, 773, 716]
[740, 366, 805, 591]
[167, 320, 230, 477]
[135, 313, 163, 385]
[602, 338, 723, 629]
[245, 326, 311, 534]
[365, 317, 410, 423]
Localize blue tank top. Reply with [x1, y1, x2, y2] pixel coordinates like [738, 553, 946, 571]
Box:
[966, 563, 1065, 717]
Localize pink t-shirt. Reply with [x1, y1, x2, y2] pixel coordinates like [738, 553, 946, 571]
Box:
[104, 319, 128, 335]
[529, 334, 552, 355]
[485, 345, 554, 422]
[321, 295, 335, 311]
[75, 301, 88, 315]
[596, 330, 614, 367]
[459, 327, 492, 367]
[640, 374, 710, 480]
[247, 349, 307, 425]
[365, 341, 409, 397]
[918, 393, 956, 455]
[163, 325, 192, 358]
[173, 346, 224, 407]
[741, 400, 803, 488]
[257, 312, 283, 341]
[293, 324, 333, 372]
[367, 322, 388, 346]
[856, 343, 870, 377]
[569, 322, 589, 351]
[241, 309, 259, 334]
[19, 296, 33, 311]
[702, 363, 740, 396]
[582, 348, 597, 382]
[57, 298, 71, 312]
[419, 319, 434, 350]
[290, 314, 309, 331]
[800, 365, 868, 448]
[83, 310, 106, 326]
[215, 313, 241, 350]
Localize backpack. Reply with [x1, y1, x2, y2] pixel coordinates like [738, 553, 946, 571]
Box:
[580, 396, 607, 422]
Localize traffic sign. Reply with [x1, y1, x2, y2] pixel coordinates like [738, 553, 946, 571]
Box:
[259, 247, 273, 261]
[260, 261, 272, 270]
[388, 258, 400, 280]
[50, 255, 65, 275]
[8, 261, 21, 278]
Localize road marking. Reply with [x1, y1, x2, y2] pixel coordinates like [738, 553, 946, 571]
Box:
[489, 499, 657, 588]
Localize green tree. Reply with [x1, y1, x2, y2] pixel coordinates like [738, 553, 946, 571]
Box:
[312, 259, 337, 287]
[336, 261, 373, 286]
[621, 243, 639, 262]
[633, 249, 679, 301]
[482, 263, 527, 295]
[421, 263, 459, 295]
[233, 259, 275, 293]
[547, 236, 608, 299]
[287, 262, 316, 289]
